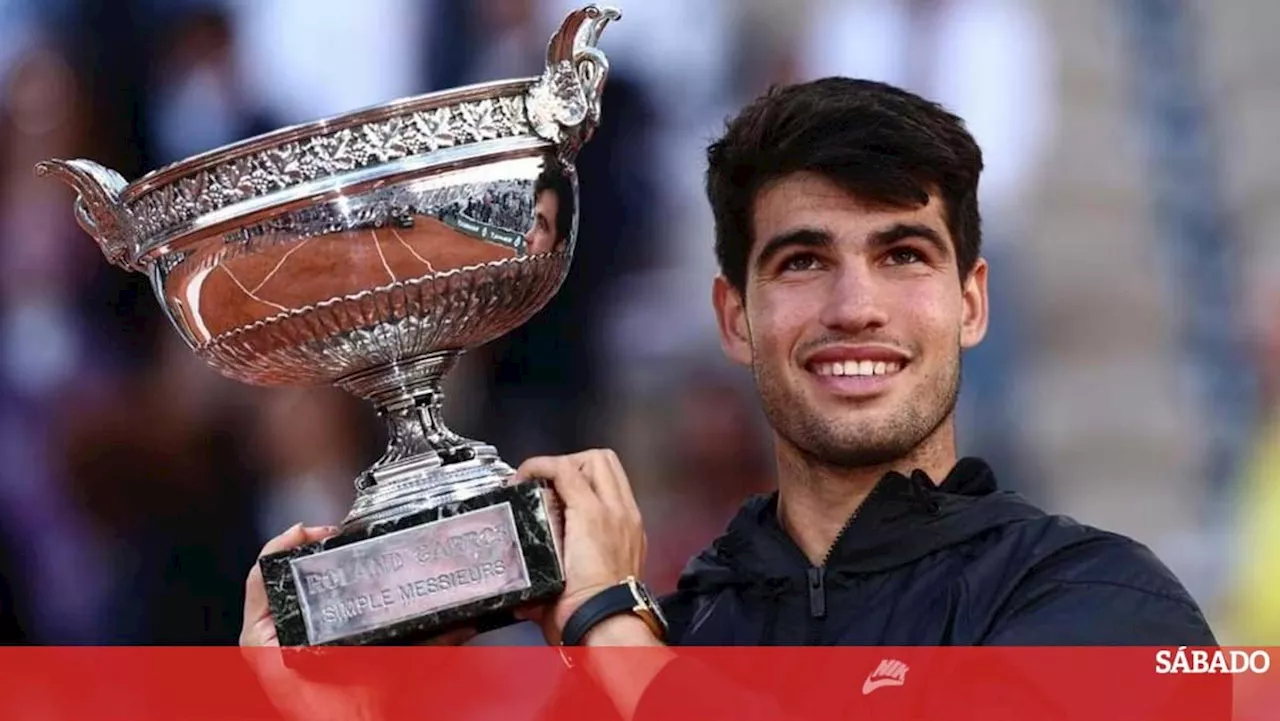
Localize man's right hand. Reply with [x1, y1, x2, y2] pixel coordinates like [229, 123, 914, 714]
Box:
[240, 523, 476, 721]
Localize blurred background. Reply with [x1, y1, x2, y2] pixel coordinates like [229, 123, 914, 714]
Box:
[0, 0, 1275, 648]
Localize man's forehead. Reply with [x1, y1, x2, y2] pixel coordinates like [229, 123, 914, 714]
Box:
[750, 173, 948, 243]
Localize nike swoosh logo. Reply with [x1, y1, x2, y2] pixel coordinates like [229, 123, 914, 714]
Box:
[862, 676, 904, 695]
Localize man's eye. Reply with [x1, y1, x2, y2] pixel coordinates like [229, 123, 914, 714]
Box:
[886, 247, 925, 265]
[781, 254, 822, 272]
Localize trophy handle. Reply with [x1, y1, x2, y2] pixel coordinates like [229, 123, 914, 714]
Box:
[527, 5, 622, 158]
[35, 158, 134, 271]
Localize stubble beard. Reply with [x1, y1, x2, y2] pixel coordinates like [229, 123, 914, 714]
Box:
[753, 350, 961, 470]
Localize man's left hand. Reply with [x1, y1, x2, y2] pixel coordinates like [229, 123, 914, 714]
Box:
[514, 449, 650, 645]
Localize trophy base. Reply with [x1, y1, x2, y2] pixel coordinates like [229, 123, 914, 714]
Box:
[259, 481, 563, 646]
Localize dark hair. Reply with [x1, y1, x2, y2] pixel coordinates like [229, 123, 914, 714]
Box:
[535, 161, 576, 244]
[705, 77, 984, 291]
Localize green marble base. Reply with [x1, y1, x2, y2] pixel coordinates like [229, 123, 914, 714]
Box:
[259, 481, 563, 646]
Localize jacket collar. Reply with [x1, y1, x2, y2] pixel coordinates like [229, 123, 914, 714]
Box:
[689, 457, 1024, 585]
[743, 456, 1000, 537]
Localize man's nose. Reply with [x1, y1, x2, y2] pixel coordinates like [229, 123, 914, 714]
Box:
[817, 265, 888, 332]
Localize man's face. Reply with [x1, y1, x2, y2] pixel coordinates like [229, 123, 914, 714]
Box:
[713, 172, 988, 467]
[525, 188, 562, 255]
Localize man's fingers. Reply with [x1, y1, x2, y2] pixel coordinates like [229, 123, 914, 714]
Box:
[516, 450, 638, 515]
[243, 523, 340, 645]
[259, 522, 307, 559]
[604, 451, 636, 505]
[247, 523, 334, 600]
[516, 456, 598, 510]
[598, 449, 641, 520]
[575, 450, 626, 513]
[244, 523, 304, 626]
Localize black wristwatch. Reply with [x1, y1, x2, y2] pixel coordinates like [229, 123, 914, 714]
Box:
[561, 576, 669, 646]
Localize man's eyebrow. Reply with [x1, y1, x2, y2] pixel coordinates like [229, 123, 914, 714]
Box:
[753, 228, 833, 271]
[868, 222, 949, 256]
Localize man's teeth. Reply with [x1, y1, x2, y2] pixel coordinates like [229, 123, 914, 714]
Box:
[813, 360, 901, 377]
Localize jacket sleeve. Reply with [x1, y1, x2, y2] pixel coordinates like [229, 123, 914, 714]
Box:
[980, 532, 1218, 645]
[982, 577, 1219, 645]
[974, 533, 1232, 721]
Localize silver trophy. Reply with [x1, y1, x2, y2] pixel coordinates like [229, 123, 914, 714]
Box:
[37, 5, 620, 646]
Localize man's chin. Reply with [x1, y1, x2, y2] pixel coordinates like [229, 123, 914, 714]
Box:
[790, 407, 930, 467]
[805, 386, 902, 417]
[798, 436, 917, 470]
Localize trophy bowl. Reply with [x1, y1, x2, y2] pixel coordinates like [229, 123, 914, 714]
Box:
[36, 5, 620, 646]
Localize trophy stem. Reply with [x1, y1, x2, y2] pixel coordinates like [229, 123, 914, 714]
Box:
[334, 351, 515, 530]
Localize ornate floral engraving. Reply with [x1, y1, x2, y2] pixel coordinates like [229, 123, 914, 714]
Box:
[526, 5, 617, 157]
[124, 95, 534, 245]
[527, 60, 590, 146]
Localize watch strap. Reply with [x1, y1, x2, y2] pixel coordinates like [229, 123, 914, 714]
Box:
[560, 583, 644, 646]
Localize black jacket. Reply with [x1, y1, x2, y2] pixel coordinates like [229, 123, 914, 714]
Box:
[659, 457, 1217, 647]
[541, 459, 1227, 720]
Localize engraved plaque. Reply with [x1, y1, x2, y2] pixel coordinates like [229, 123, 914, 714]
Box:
[290, 503, 531, 644]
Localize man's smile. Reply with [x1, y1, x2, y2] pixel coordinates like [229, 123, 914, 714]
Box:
[801, 344, 911, 398]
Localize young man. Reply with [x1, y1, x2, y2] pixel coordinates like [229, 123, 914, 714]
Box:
[241, 78, 1219, 717]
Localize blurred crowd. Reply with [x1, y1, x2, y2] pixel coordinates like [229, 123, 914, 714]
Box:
[0, 0, 1275, 647]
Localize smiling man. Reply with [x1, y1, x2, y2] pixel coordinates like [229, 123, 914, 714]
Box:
[513, 76, 1216, 645]
[503, 77, 1219, 706]
[240, 77, 1223, 719]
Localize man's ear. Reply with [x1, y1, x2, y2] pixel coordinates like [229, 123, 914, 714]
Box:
[713, 275, 753, 366]
[960, 258, 989, 350]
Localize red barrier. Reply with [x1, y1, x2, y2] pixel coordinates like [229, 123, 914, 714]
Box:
[0, 646, 1271, 720]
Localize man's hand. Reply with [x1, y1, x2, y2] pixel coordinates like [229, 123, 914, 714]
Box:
[514, 450, 675, 720]
[240, 523, 475, 721]
[240, 522, 337, 647]
[514, 449, 653, 645]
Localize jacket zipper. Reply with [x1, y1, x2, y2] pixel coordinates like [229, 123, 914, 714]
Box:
[819, 493, 870, 568]
[804, 484, 881, 641]
[804, 509, 857, 630]
[807, 567, 825, 618]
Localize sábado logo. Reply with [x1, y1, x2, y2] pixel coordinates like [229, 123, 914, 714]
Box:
[863, 658, 909, 695]
[1155, 647, 1271, 674]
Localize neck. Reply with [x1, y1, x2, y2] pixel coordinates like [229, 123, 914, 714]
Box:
[774, 420, 957, 566]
